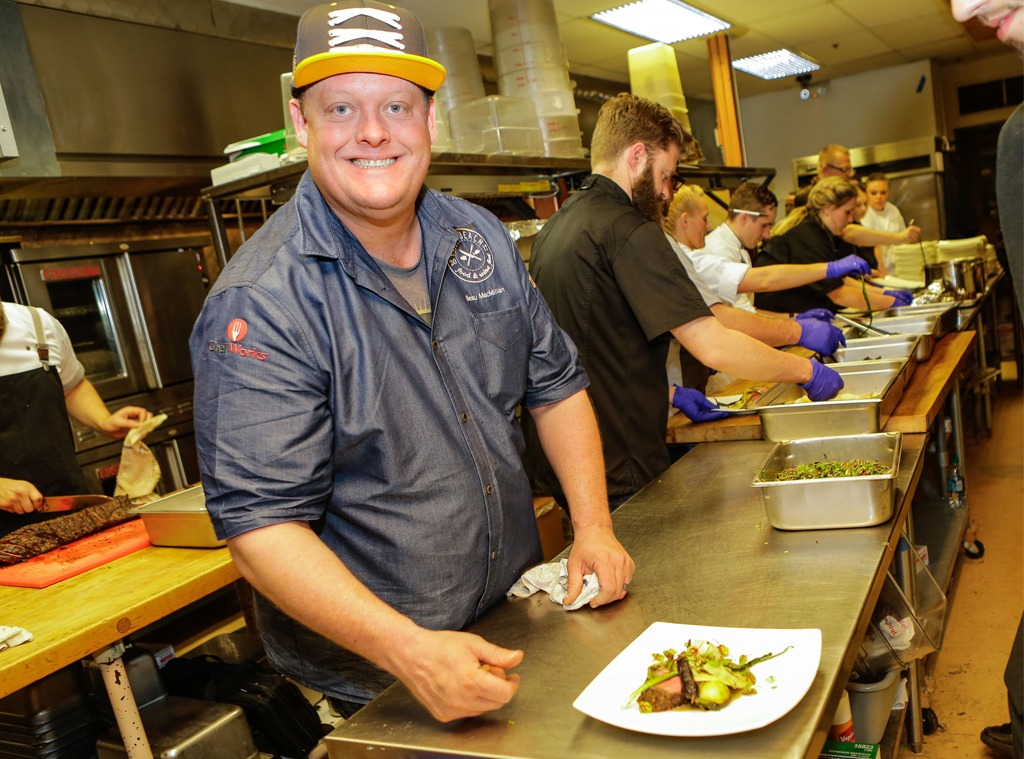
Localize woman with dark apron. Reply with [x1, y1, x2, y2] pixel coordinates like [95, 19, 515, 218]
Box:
[0, 304, 148, 536]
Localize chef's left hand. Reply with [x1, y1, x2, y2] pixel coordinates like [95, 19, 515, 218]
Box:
[564, 524, 635, 609]
[100, 406, 153, 439]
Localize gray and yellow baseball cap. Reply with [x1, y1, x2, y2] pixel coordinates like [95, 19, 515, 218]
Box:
[293, 1, 447, 91]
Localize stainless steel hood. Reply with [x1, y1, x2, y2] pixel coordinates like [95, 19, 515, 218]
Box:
[0, 0, 294, 209]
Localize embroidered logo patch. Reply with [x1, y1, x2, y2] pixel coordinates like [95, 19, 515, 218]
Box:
[448, 228, 495, 284]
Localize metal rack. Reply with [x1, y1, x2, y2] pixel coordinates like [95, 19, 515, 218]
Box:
[199, 153, 774, 271]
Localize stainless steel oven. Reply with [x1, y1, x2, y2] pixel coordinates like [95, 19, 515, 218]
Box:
[1, 236, 210, 496]
[1, 236, 209, 400]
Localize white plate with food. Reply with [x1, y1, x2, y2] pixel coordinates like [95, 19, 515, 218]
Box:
[573, 622, 821, 736]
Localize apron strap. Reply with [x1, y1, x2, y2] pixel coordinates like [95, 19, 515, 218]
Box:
[28, 306, 50, 371]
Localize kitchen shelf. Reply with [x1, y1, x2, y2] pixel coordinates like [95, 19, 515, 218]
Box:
[199, 153, 774, 270]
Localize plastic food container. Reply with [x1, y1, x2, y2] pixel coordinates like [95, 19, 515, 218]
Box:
[750, 432, 902, 530]
[130, 485, 225, 548]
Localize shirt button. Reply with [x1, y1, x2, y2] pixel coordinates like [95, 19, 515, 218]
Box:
[485, 484, 494, 495]
[490, 551, 497, 560]
[461, 412, 469, 423]
[432, 340, 439, 351]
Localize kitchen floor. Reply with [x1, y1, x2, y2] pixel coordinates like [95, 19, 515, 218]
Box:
[897, 368, 1023, 759]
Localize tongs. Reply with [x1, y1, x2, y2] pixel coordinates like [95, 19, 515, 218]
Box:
[833, 312, 892, 337]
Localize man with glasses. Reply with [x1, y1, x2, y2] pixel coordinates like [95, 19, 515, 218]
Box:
[796, 144, 922, 247]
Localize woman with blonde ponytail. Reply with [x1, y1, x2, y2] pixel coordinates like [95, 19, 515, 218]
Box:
[753, 177, 912, 314]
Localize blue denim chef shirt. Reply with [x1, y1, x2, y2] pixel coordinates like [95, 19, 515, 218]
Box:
[190, 172, 588, 702]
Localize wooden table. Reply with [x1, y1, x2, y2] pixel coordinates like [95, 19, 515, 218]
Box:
[0, 544, 239, 699]
[666, 331, 977, 444]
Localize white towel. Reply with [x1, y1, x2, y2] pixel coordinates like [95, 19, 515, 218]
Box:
[507, 558, 599, 610]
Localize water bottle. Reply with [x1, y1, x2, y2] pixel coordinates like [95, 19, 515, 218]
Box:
[947, 456, 965, 509]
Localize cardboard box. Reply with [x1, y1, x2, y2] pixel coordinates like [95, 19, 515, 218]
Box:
[818, 740, 880, 759]
[533, 497, 566, 561]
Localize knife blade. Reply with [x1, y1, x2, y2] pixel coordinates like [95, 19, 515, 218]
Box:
[37, 495, 114, 513]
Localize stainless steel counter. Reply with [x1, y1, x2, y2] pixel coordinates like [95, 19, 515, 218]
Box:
[326, 434, 927, 759]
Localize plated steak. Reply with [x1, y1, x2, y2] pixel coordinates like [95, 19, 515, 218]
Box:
[0, 496, 136, 564]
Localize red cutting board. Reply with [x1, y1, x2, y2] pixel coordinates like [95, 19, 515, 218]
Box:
[0, 519, 151, 588]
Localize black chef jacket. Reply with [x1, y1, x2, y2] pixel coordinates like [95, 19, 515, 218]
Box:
[753, 215, 851, 314]
[524, 174, 711, 500]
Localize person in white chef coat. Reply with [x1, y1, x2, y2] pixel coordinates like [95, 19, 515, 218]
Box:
[662, 184, 858, 394]
[686, 181, 872, 314]
[860, 172, 908, 274]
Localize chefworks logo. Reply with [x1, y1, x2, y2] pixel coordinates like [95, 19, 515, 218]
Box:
[208, 318, 269, 361]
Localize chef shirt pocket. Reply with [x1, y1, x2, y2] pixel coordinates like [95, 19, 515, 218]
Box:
[472, 306, 529, 404]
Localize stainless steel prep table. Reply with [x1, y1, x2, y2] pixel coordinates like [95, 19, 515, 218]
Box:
[326, 434, 927, 759]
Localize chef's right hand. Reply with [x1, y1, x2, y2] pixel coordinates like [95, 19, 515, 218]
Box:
[826, 254, 872, 279]
[671, 385, 730, 422]
[398, 629, 523, 722]
[800, 360, 844, 401]
[0, 478, 42, 514]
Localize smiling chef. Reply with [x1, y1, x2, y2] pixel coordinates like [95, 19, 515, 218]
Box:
[189, 0, 633, 724]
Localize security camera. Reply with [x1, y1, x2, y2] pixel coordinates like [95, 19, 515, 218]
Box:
[799, 88, 811, 100]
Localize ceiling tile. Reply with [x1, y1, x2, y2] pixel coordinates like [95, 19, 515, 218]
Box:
[713, 0, 826, 26]
[870, 13, 972, 48]
[799, 30, 893, 65]
[559, 18, 649, 64]
[833, 0, 948, 25]
[754, 4, 869, 45]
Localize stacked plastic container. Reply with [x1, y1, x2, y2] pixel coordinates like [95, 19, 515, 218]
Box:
[628, 42, 702, 158]
[426, 27, 487, 154]
[487, 0, 585, 158]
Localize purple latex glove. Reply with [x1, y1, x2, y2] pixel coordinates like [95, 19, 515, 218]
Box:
[826, 254, 872, 279]
[794, 308, 835, 323]
[797, 317, 846, 355]
[799, 360, 844, 401]
[671, 385, 730, 423]
[884, 289, 914, 307]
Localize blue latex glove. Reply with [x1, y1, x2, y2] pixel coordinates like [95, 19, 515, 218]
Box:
[826, 254, 872, 279]
[884, 289, 914, 307]
[796, 317, 846, 355]
[671, 385, 730, 423]
[794, 308, 834, 323]
[799, 360, 844, 401]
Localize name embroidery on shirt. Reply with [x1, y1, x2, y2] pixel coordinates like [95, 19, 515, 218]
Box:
[207, 317, 269, 361]
[448, 228, 494, 284]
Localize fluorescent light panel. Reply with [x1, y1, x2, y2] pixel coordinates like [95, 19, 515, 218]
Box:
[591, 0, 730, 44]
[732, 49, 819, 80]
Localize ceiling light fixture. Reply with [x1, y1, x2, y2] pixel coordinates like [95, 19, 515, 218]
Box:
[591, 0, 730, 44]
[732, 49, 820, 80]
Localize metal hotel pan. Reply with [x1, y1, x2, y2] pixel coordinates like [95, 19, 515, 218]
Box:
[864, 304, 957, 338]
[827, 357, 915, 398]
[753, 362, 904, 442]
[750, 432, 902, 530]
[832, 334, 920, 364]
[839, 314, 939, 362]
